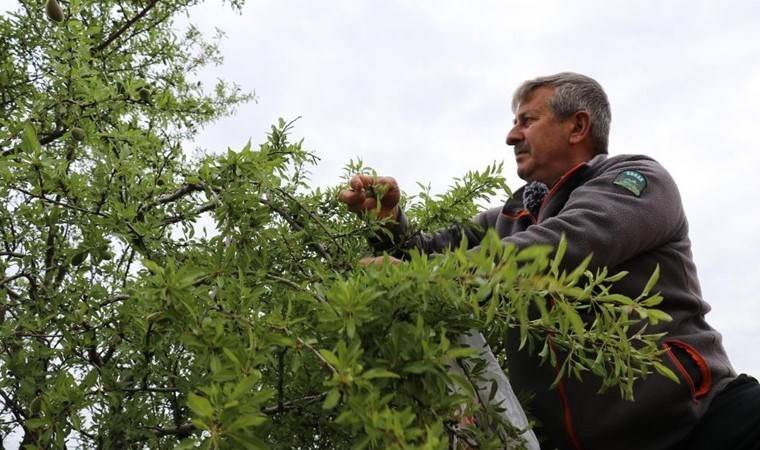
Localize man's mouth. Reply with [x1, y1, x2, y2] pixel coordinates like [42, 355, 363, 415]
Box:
[514, 145, 530, 156]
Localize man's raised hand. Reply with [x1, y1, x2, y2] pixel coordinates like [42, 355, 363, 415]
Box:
[338, 174, 400, 220]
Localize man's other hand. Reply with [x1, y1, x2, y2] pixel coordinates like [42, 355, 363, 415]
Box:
[338, 174, 400, 219]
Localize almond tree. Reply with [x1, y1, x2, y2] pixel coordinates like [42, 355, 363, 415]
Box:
[0, 2, 676, 448]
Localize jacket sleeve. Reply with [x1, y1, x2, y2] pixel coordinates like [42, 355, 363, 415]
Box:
[504, 158, 688, 270]
[369, 207, 501, 259]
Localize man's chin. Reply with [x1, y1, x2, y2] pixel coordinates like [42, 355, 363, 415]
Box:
[515, 165, 532, 182]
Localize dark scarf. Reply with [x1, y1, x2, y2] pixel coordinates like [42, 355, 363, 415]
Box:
[522, 181, 549, 217]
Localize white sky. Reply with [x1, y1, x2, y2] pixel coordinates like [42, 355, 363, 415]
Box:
[187, 0, 760, 377]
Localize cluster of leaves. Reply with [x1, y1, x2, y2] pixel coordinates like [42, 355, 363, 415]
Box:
[405, 162, 510, 232]
[0, 1, 677, 449]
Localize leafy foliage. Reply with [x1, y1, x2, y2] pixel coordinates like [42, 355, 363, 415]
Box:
[0, 1, 675, 449]
[405, 162, 510, 231]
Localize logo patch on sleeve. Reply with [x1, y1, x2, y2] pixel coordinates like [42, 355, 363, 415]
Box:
[613, 170, 647, 197]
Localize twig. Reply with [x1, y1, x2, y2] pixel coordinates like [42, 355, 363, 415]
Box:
[0, 251, 26, 258]
[153, 183, 205, 205]
[275, 187, 345, 253]
[259, 197, 333, 264]
[443, 421, 480, 449]
[39, 129, 66, 146]
[162, 200, 217, 225]
[262, 393, 326, 414]
[0, 272, 28, 287]
[263, 273, 326, 303]
[93, 0, 159, 53]
[12, 187, 107, 218]
[98, 294, 131, 308]
[0, 389, 25, 423]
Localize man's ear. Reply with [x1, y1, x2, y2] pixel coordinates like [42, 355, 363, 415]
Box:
[568, 111, 591, 145]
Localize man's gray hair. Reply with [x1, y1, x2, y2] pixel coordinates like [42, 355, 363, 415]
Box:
[511, 72, 611, 154]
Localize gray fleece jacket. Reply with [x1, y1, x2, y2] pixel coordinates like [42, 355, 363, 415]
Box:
[373, 154, 735, 450]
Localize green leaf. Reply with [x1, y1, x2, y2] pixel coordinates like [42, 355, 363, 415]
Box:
[446, 347, 477, 360]
[646, 309, 673, 325]
[403, 361, 435, 374]
[223, 347, 241, 366]
[319, 349, 340, 368]
[551, 234, 568, 274]
[557, 301, 585, 336]
[654, 362, 680, 384]
[226, 414, 268, 431]
[485, 294, 498, 325]
[362, 368, 400, 380]
[21, 123, 41, 154]
[323, 388, 341, 409]
[641, 294, 664, 307]
[142, 259, 164, 275]
[515, 244, 554, 262]
[26, 418, 48, 430]
[604, 271, 629, 283]
[642, 264, 660, 296]
[599, 294, 635, 305]
[187, 393, 214, 418]
[566, 254, 592, 283]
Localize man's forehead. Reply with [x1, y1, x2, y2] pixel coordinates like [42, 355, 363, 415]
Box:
[515, 87, 553, 114]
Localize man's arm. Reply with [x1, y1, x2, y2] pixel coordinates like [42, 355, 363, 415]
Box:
[368, 208, 497, 260]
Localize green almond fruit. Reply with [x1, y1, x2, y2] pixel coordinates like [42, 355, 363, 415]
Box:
[71, 249, 89, 266]
[138, 88, 151, 102]
[46, 0, 64, 23]
[71, 127, 86, 141]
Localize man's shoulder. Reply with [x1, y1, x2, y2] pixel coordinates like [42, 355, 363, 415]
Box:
[583, 153, 681, 200]
[587, 153, 672, 179]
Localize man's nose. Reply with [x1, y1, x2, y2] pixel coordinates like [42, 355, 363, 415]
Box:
[506, 126, 522, 146]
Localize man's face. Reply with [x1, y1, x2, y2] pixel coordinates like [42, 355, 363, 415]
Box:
[506, 86, 578, 186]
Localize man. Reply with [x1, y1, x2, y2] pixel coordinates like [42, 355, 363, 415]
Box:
[339, 72, 760, 449]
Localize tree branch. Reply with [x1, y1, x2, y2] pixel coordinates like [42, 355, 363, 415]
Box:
[0, 251, 26, 258]
[145, 183, 205, 209]
[93, 0, 160, 53]
[0, 272, 29, 287]
[263, 273, 326, 303]
[0, 389, 25, 423]
[12, 187, 107, 218]
[98, 294, 131, 308]
[262, 393, 326, 415]
[162, 200, 217, 225]
[1, 128, 68, 158]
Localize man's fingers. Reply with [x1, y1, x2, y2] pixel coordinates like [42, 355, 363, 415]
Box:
[376, 176, 397, 187]
[349, 175, 364, 191]
[358, 174, 375, 188]
[339, 188, 361, 204]
[339, 189, 366, 211]
[359, 255, 401, 267]
[376, 176, 400, 208]
[358, 256, 376, 267]
[342, 174, 400, 216]
[362, 197, 377, 211]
